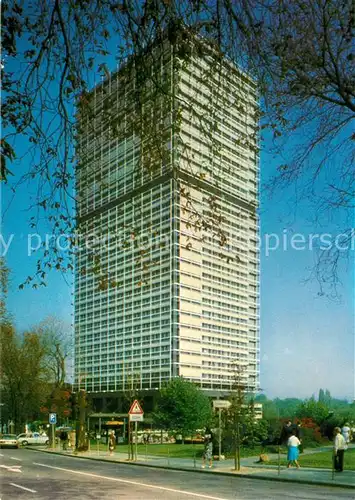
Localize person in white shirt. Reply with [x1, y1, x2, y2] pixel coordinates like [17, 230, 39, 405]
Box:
[334, 427, 347, 472]
[287, 429, 301, 468]
[341, 423, 351, 444]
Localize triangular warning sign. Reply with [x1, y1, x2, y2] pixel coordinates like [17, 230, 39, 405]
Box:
[128, 399, 144, 415]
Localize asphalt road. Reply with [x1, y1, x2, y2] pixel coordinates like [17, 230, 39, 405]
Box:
[0, 448, 353, 500]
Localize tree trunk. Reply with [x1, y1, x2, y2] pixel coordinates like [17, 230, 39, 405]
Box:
[234, 422, 241, 471]
[76, 390, 87, 451]
[236, 422, 241, 471]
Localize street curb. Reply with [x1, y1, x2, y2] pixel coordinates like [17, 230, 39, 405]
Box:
[25, 448, 355, 490]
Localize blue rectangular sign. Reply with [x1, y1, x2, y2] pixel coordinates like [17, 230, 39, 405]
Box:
[49, 413, 57, 425]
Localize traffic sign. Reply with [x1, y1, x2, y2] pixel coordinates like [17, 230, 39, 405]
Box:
[128, 400, 144, 415]
[129, 414, 143, 422]
[49, 413, 57, 424]
[213, 400, 231, 410]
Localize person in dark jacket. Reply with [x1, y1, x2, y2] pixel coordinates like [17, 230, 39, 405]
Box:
[59, 430, 68, 451]
[280, 420, 293, 445]
[295, 422, 304, 452]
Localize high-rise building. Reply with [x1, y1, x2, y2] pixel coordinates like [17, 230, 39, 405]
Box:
[75, 34, 260, 406]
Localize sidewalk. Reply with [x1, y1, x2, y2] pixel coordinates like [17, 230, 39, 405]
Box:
[27, 445, 355, 489]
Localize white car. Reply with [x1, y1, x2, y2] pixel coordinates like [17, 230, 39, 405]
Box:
[17, 433, 49, 446]
[0, 434, 19, 448]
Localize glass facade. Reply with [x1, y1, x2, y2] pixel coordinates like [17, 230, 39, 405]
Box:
[75, 39, 260, 395]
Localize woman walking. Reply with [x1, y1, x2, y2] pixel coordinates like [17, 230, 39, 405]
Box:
[108, 430, 116, 457]
[201, 434, 213, 469]
[287, 429, 301, 468]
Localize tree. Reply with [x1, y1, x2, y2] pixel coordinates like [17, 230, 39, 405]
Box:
[318, 388, 333, 407]
[153, 377, 212, 438]
[0, 310, 73, 432]
[324, 389, 332, 407]
[35, 316, 73, 388]
[296, 398, 330, 425]
[29, 316, 73, 424]
[257, 397, 279, 421]
[76, 389, 89, 451]
[225, 365, 257, 470]
[2, 0, 353, 294]
[318, 388, 325, 404]
[123, 373, 143, 459]
[0, 323, 51, 432]
[0, 259, 10, 321]
[240, 399, 269, 448]
[273, 397, 302, 419]
[256, 0, 354, 296]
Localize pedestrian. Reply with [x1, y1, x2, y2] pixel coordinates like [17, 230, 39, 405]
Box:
[334, 427, 347, 472]
[296, 422, 304, 453]
[109, 430, 116, 456]
[60, 430, 68, 451]
[201, 434, 213, 469]
[341, 423, 351, 444]
[287, 429, 301, 468]
[280, 420, 293, 445]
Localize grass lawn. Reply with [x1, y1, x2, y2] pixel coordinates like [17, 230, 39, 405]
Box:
[89, 441, 204, 458]
[89, 442, 267, 459]
[266, 448, 355, 470]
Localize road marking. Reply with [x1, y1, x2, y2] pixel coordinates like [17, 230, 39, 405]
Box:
[10, 457, 22, 461]
[33, 463, 230, 500]
[0, 464, 22, 473]
[9, 483, 37, 493]
[0, 453, 3, 456]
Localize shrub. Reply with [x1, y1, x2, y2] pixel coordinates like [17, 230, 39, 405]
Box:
[298, 418, 325, 447]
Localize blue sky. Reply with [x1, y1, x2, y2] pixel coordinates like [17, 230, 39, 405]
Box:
[259, 187, 354, 400]
[2, 54, 354, 402]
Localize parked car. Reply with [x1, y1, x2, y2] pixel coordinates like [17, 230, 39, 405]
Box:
[0, 434, 19, 448]
[17, 432, 49, 446]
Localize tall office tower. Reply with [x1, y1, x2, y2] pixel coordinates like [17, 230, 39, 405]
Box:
[75, 33, 259, 406]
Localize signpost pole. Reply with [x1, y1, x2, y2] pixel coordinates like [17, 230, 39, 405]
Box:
[218, 408, 222, 460]
[134, 421, 138, 461]
[213, 400, 230, 461]
[49, 413, 57, 449]
[128, 400, 144, 461]
[51, 423, 55, 449]
[127, 418, 133, 460]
